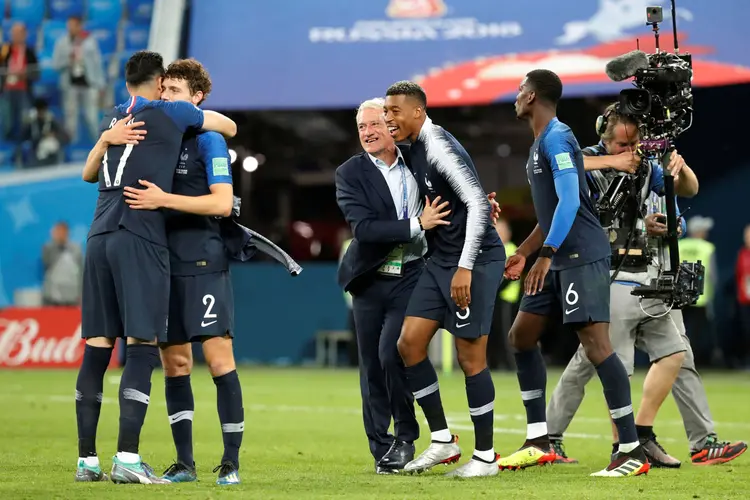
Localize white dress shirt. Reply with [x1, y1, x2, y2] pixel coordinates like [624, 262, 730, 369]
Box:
[368, 148, 427, 262]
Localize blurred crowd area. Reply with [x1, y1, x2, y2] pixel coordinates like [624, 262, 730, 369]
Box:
[0, 0, 151, 170]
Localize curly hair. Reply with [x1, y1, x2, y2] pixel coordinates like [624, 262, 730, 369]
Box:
[164, 58, 212, 103]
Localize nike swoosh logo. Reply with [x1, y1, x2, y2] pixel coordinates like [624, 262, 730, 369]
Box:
[456, 323, 470, 328]
[565, 308, 579, 315]
[201, 320, 217, 327]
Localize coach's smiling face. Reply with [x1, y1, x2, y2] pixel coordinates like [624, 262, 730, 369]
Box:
[357, 107, 393, 156]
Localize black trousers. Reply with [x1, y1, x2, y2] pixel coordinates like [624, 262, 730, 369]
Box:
[351, 260, 422, 461]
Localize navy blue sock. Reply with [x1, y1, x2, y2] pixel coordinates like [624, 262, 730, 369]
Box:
[165, 375, 194, 466]
[117, 344, 160, 454]
[214, 370, 244, 468]
[405, 358, 449, 436]
[76, 344, 113, 457]
[465, 368, 495, 452]
[596, 353, 638, 448]
[514, 347, 547, 438]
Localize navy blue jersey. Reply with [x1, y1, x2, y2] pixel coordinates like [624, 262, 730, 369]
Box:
[411, 117, 505, 269]
[88, 96, 205, 246]
[526, 118, 609, 270]
[167, 130, 233, 276]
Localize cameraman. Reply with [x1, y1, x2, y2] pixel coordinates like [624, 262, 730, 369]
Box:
[546, 104, 746, 467]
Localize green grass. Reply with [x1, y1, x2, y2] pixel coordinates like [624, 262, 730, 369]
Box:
[0, 368, 748, 499]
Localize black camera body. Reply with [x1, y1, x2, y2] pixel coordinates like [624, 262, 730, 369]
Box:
[631, 260, 705, 309]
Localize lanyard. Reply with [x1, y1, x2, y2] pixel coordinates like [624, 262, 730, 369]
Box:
[398, 159, 409, 220]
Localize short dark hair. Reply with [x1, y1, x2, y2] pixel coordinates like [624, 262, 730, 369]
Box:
[525, 69, 563, 106]
[125, 50, 165, 87]
[386, 80, 427, 108]
[165, 58, 212, 102]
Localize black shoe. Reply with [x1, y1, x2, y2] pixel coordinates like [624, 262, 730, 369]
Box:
[377, 439, 415, 472]
[375, 463, 399, 475]
[641, 433, 681, 468]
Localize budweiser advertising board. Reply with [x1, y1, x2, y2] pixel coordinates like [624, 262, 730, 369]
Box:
[0, 307, 120, 368]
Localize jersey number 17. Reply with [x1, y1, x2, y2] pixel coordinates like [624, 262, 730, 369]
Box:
[102, 117, 135, 188]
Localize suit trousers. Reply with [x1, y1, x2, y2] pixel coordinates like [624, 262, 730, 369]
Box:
[351, 259, 422, 461]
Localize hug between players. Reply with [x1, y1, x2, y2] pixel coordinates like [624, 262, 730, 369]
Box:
[75, 45, 745, 486]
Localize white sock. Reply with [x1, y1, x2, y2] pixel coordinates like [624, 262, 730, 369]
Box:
[116, 451, 141, 464]
[527, 422, 548, 440]
[619, 441, 639, 454]
[79, 456, 99, 468]
[431, 429, 452, 443]
[474, 448, 496, 462]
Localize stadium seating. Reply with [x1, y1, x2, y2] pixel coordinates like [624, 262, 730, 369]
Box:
[0, 0, 153, 166]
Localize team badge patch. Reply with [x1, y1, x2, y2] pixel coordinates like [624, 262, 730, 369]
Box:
[212, 157, 230, 176]
[555, 152, 574, 170]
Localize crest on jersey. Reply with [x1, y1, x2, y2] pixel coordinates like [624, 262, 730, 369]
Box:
[387, 0, 446, 19]
[180, 152, 189, 161]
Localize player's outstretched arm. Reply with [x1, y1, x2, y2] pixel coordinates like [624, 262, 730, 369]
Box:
[201, 110, 237, 139]
[82, 114, 146, 183]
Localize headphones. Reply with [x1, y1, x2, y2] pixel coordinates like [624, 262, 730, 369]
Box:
[595, 106, 617, 137]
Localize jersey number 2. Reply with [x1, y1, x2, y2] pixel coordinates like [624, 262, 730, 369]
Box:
[102, 144, 134, 187]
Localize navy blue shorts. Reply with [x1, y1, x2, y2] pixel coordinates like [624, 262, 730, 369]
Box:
[405, 259, 505, 339]
[81, 229, 169, 342]
[519, 257, 611, 325]
[167, 271, 234, 343]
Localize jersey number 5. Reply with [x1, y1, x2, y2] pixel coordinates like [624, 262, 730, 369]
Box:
[102, 144, 134, 187]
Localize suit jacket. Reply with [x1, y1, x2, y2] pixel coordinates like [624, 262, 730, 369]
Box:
[336, 145, 425, 294]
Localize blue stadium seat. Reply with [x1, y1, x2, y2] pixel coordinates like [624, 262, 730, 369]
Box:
[41, 19, 68, 52]
[36, 49, 59, 86]
[48, 0, 85, 20]
[33, 84, 60, 107]
[84, 21, 117, 56]
[2, 18, 39, 47]
[123, 21, 149, 52]
[9, 0, 46, 29]
[86, 0, 123, 29]
[114, 77, 129, 104]
[126, 0, 152, 24]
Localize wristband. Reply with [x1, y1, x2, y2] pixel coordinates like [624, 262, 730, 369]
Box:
[539, 246, 555, 259]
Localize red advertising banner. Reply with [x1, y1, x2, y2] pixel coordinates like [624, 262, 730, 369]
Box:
[0, 307, 120, 368]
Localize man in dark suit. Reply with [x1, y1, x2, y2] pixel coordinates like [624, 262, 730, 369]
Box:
[336, 98, 452, 474]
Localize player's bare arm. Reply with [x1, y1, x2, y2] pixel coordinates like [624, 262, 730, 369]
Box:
[82, 115, 146, 183]
[123, 181, 233, 216]
[201, 110, 237, 138]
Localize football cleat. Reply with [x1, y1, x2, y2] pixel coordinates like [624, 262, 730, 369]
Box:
[445, 455, 499, 478]
[111, 456, 170, 484]
[162, 462, 197, 482]
[550, 439, 579, 464]
[691, 437, 747, 466]
[214, 461, 241, 485]
[641, 434, 681, 468]
[75, 459, 109, 482]
[498, 442, 556, 471]
[403, 435, 461, 473]
[590, 447, 650, 477]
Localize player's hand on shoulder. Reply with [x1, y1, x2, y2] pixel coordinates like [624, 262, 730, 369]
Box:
[450, 267, 472, 309]
[611, 151, 640, 174]
[504, 253, 525, 281]
[102, 114, 146, 146]
[419, 196, 451, 230]
[124, 179, 166, 210]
